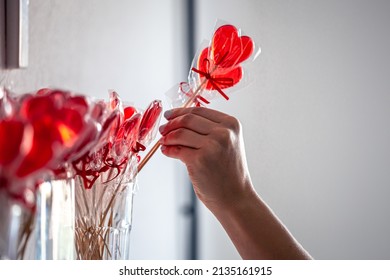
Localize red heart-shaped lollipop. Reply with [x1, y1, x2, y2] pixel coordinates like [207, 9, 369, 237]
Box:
[15, 120, 54, 177]
[197, 47, 243, 93]
[193, 24, 254, 98]
[0, 119, 26, 166]
[138, 100, 163, 145]
[211, 24, 254, 68]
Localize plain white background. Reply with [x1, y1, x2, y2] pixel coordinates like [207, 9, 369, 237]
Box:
[1, 0, 390, 260]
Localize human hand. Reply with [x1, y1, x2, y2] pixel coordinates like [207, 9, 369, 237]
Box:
[159, 107, 254, 210]
[159, 107, 312, 260]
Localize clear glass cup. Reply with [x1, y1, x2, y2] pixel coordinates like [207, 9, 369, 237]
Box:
[0, 178, 75, 260]
[74, 176, 135, 260]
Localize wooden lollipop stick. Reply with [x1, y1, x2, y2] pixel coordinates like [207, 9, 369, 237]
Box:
[137, 79, 208, 173]
[137, 139, 161, 172]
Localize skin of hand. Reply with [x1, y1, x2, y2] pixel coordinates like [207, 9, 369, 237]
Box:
[159, 107, 312, 260]
[159, 107, 252, 210]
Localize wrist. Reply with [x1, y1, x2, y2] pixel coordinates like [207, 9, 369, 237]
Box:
[206, 181, 313, 260]
[205, 178, 259, 217]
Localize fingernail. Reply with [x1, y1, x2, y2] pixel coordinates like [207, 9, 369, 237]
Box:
[160, 145, 166, 152]
[159, 124, 166, 134]
[164, 109, 173, 119]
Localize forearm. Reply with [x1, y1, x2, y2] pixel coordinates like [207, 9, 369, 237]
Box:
[207, 182, 312, 260]
[159, 107, 311, 259]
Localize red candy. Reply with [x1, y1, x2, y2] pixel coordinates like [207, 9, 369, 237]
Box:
[15, 120, 54, 177]
[138, 100, 163, 144]
[211, 25, 254, 68]
[124, 106, 137, 120]
[192, 24, 254, 100]
[0, 119, 27, 166]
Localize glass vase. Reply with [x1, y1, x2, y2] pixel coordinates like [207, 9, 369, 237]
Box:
[0, 178, 75, 260]
[74, 175, 135, 260]
[0, 191, 30, 260]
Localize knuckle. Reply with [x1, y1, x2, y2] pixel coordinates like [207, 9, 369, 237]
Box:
[224, 115, 241, 132]
[170, 128, 185, 139]
[218, 129, 233, 146]
[189, 107, 204, 115]
[212, 124, 239, 149]
[180, 114, 193, 127]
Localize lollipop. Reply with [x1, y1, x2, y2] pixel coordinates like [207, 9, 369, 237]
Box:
[138, 22, 259, 172]
[0, 89, 96, 207]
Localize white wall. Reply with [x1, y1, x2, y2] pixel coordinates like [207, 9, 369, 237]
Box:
[0, 0, 188, 259]
[195, 0, 390, 259]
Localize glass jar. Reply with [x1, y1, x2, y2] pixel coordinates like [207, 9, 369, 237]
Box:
[0, 178, 75, 260]
[74, 175, 135, 260]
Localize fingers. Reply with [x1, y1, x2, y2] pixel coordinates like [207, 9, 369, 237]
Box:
[160, 128, 205, 148]
[164, 107, 229, 123]
[160, 144, 196, 163]
[159, 108, 216, 164]
[159, 112, 217, 136]
[159, 107, 241, 166]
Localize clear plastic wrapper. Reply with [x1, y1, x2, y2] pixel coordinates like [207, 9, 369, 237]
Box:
[167, 21, 260, 108]
[0, 88, 100, 207]
[140, 21, 259, 171]
[0, 87, 163, 259]
[71, 93, 163, 189]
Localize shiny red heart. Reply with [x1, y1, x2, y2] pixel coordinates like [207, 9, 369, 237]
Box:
[124, 106, 137, 120]
[138, 100, 163, 144]
[20, 94, 56, 122]
[15, 120, 54, 177]
[65, 95, 89, 116]
[211, 24, 254, 68]
[197, 47, 243, 91]
[195, 24, 254, 92]
[0, 119, 26, 166]
[9, 90, 90, 177]
[114, 113, 142, 155]
[20, 90, 86, 146]
[57, 107, 84, 146]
